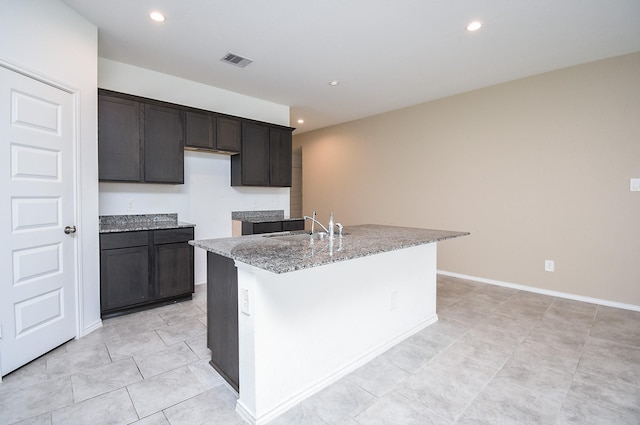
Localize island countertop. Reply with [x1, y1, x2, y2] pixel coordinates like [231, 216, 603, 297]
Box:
[190, 224, 469, 274]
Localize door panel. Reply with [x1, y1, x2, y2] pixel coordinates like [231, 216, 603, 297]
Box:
[0, 66, 77, 377]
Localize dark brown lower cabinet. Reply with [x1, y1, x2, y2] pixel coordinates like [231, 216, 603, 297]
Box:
[100, 245, 150, 311]
[241, 219, 305, 235]
[100, 227, 194, 318]
[207, 252, 239, 391]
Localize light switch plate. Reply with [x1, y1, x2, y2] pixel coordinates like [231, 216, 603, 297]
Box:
[631, 178, 640, 192]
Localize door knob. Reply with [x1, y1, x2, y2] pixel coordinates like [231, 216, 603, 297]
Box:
[64, 225, 77, 234]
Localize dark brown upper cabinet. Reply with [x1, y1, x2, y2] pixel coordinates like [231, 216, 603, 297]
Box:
[98, 89, 184, 184]
[144, 103, 184, 184]
[216, 116, 241, 153]
[231, 122, 293, 187]
[269, 127, 293, 187]
[184, 111, 241, 154]
[98, 95, 142, 182]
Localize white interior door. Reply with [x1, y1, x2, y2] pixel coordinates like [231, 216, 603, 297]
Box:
[0, 66, 78, 377]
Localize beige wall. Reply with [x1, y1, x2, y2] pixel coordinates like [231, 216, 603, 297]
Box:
[294, 52, 640, 307]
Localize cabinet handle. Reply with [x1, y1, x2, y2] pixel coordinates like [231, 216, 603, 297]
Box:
[64, 225, 77, 234]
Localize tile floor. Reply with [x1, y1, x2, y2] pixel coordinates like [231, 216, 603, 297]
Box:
[1, 275, 639, 424]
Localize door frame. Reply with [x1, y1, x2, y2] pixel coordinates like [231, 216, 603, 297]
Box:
[0, 60, 84, 379]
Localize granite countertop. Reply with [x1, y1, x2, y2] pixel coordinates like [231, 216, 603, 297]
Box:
[231, 210, 303, 223]
[99, 214, 195, 233]
[190, 224, 469, 274]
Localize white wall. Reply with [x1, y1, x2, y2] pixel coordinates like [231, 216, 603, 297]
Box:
[98, 59, 291, 284]
[0, 0, 100, 334]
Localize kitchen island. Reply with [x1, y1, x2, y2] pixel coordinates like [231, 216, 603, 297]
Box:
[191, 224, 469, 424]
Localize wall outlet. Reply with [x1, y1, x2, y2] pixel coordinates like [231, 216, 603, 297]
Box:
[126, 199, 135, 211]
[630, 178, 640, 192]
[390, 290, 398, 310]
[545, 260, 555, 272]
[241, 288, 251, 316]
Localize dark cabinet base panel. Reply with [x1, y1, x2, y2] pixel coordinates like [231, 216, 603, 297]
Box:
[101, 294, 192, 320]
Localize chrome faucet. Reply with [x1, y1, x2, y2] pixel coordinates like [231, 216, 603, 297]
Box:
[303, 211, 343, 238]
[303, 210, 329, 234]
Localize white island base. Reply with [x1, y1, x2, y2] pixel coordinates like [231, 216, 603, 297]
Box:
[234, 242, 438, 424]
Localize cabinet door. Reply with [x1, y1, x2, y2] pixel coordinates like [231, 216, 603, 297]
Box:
[144, 103, 184, 183]
[269, 127, 293, 187]
[100, 246, 150, 312]
[216, 116, 241, 153]
[98, 95, 142, 182]
[207, 252, 239, 391]
[154, 242, 194, 300]
[184, 110, 214, 150]
[235, 121, 269, 186]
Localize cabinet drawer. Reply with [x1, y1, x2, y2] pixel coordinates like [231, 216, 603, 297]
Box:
[101, 231, 149, 250]
[252, 222, 283, 234]
[153, 227, 194, 245]
[282, 220, 304, 232]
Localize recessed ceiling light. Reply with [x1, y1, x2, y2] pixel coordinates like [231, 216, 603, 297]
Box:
[466, 21, 482, 31]
[150, 11, 166, 22]
[297, 119, 305, 124]
[329, 80, 340, 86]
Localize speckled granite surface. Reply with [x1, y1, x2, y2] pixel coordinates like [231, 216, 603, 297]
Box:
[99, 214, 195, 233]
[231, 210, 303, 223]
[190, 224, 469, 274]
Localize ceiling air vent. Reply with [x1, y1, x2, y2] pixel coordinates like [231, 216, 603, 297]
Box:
[220, 52, 253, 68]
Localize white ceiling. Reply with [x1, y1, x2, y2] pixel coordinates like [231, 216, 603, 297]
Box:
[62, 0, 640, 134]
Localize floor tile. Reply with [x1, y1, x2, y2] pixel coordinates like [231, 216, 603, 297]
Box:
[156, 319, 207, 346]
[45, 344, 111, 378]
[305, 378, 377, 424]
[110, 313, 169, 339]
[128, 412, 170, 425]
[347, 355, 410, 397]
[448, 293, 507, 315]
[508, 339, 581, 374]
[0, 377, 72, 424]
[11, 413, 52, 425]
[0, 357, 47, 395]
[4, 277, 640, 425]
[577, 336, 640, 386]
[556, 393, 640, 425]
[445, 333, 516, 368]
[70, 357, 143, 402]
[396, 352, 497, 421]
[524, 322, 589, 355]
[127, 366, 204, 418]
[376, 339, 440, 373]
[187, 358, 226, 390]
[106, 330, 168, 362]
[158, 304, 205, 326]
[185, 333, 211, 360]
[464, 376, 563, 424]
[134, 342, 199, 379]
[496, 356, 573, 400]
[267, 401, 328, 425]
[62, 323, 122, 353]
[51, 387, 137, 425]
[354, 391, 450, 425]
[590, 306, 640, 348]
[566, 371, 640, 416]
[163, 386, 244, 425]
[437, 305, 489, 326]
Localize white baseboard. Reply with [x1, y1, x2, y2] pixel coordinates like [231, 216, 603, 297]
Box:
[80, 319, 103, 337]
[437, 270, 640, 312]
